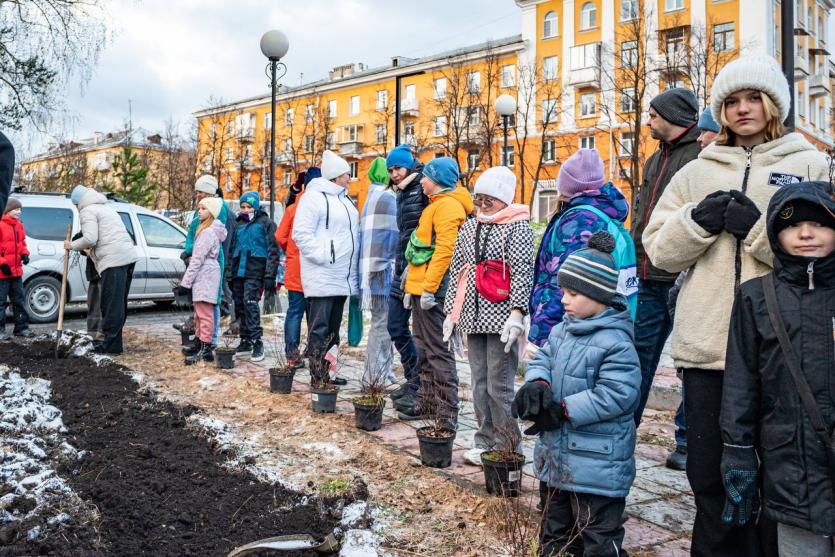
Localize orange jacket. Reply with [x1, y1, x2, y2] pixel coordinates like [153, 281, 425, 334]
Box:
[275, 191, 303, 293]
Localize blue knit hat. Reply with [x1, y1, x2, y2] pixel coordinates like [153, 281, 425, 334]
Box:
[423, 157, 459, 190]
[70, 185, 88, 204]
[304, 166, 321, 185]
[557, 231, 619, 307]
[697, 107, 720, 133]
[240, 191, 261, 212]
[386, 144, 414, 170]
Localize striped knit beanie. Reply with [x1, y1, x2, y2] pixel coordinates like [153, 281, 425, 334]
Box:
[557, 231, 618, 307]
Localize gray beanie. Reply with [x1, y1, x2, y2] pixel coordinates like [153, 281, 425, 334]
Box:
[710, 55, 790, 123]
[650, 88, 699, 127]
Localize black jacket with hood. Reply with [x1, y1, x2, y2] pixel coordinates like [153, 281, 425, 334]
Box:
[390, 166, 427, 299]
[720, 181, 835, 535]
[631, 124, 701, 282]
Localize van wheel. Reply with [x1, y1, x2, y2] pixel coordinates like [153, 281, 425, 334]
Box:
[24, 276, 62, 323]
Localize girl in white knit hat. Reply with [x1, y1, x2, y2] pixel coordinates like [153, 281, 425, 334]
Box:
[443, 166, 534, 465]
[643, 54, 829, 556]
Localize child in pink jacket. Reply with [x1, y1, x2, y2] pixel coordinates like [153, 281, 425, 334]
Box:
[178, 197, 227, 364]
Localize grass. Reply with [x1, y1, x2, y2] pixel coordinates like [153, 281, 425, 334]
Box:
[319, 478, 350, 496]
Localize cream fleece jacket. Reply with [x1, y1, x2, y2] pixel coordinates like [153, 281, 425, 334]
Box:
[643, 132, 828, 370]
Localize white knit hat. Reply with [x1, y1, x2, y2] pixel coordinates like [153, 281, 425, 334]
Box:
[710, 55, 790, 124]
[194, 174, 218, 195]
[321, 150, 351, 180]
[473, 166, 517, 206]
[199, 197, 223, 218]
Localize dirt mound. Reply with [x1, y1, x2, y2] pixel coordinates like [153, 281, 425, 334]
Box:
[0, 342, 339, 557]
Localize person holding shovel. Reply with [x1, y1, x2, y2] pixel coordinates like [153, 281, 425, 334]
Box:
[66, 186, 138, 354]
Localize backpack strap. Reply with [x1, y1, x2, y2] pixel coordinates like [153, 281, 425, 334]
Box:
[762, 273, 835, 498]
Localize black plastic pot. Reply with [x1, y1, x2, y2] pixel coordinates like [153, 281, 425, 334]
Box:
[311, 387, 338, 413]
[215, 348, 235, 369]
[180, 330, 194, 346]
[353, 399, 386, 431]
[416, 427, 455, 468]
[269, 369, 294, 394]
[481, 452, 525, 497]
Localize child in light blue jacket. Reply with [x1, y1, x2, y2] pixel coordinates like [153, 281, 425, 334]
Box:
[513, 231, 641, 557]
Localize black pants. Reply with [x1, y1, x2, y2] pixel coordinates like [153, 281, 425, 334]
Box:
[99, 263, 134, 353]
[305, 295, 346, 384]
[0, 277, 28, 333]
[232, 277, 262, 342]
[411, 303, 458, 422]
[539, 483, 626, 557]
[683, 369, 776, 557]
[386, 294, 420, 395]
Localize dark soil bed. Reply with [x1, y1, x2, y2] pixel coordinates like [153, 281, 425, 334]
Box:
[0, 341, 339, 557]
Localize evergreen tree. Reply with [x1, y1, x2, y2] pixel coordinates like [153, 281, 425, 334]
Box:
[105, 143, 158, 208]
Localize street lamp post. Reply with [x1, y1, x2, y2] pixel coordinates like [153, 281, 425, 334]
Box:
[495, 94, 518, 195]
[260, 30, 289, 220]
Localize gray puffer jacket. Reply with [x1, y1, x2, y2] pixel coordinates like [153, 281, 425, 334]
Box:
[70, 189, 139, 273]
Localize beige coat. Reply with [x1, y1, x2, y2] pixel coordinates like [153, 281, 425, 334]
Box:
[71, 189, 139, 273]
[643, 132, 828, 370]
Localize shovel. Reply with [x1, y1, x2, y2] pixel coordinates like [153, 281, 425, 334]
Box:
[55, 224, 71, 358]
[226, 533, 339, 556]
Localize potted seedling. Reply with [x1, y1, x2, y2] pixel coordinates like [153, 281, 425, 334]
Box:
[215, 333, 236, 369]
[310, 340, 339, 413]
[352, 351, 389, 431]
[481, 423, 526, 497]
[268, 337, 294, 394]
[415, 387, 456, 468]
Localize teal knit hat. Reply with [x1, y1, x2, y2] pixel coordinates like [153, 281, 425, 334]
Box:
[558, 231, 619, 307]
[240, 191, 260, 211]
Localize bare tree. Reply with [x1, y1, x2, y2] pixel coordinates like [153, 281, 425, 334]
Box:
[158, 118, 196, 211]
[195, 96, 234, 188]
[681, 20, 745, 110]
[366, 88, 396, 158]
[0, 0, 110, 131]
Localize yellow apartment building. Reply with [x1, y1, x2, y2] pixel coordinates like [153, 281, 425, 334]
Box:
[195, 0, 835, 222]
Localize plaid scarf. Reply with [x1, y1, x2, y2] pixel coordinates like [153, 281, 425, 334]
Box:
[359, 183, 399, 310]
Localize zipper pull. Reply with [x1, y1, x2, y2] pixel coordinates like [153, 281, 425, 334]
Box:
[745, 147, 753, 169]
[808, 260, 816, 290]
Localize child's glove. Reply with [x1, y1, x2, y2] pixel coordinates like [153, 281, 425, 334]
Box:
[403, 294, 412, 309]
[21, 254, 29, 265]
[500, 310, 525, 353]
[511, 380, 552, 421]
[724, 190, 761, 240]
[523, 401, 567, 436]
[721, 444, 760, 525]
[0, 263, 12, 276]
[173, 285, 191, 296]
[419, 291, 437, 310]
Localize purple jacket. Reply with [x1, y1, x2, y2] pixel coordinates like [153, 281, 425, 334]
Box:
[180, 219, 227, 304]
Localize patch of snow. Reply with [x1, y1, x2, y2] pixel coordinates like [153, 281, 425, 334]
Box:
[339, 529, 383, 557]
[26, 525, 41, 541]
[300, 442, 344, 459]
[196, 377, 221, 389]
[187, 415, 237, 451]
[341, 501, 370, 529]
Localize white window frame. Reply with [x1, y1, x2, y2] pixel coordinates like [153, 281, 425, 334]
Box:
[543, 56, 559, 82]
[375, 124, 386, 145]
[284, 109, 293, 127]
[580, 2, 597, 30]
[326, 132, 336, 150]
[620, 88, 636, 112]
[466, 106, 481, 127]
[620, 131, 635, 158]
[501, 145, 515, 167]
[327, 100, 337, 119]
[542, 98, 558, 123]
[403, 121, 416, 144]
[541, 139, 556, 162]
[467, 71, 481, 93]
[283, 138, 292, 152]
[264, 113, 272, 130]
[349, 95, 360, 116]
[621, 0, 638, 21]
[283, 169, 293, 186]
[349, 161, 358, 179]
[304, 135, 314, 152]
[376, 90, 388, 111]
[467, 148, 480, 171]
[305, 104, 315, 122]
[571, 43, 601, 70]
[713, 22, 735, 52]
[433, 115, 447, 137]
[404, 84, 416, 100]
[621, 40, 637, 68]
[665, 0, 684, 11]
[580, 92, 596, 117]
[501, 64, 516, 88]
[433, 78, 447, 99]
[579, 135, 595, 149]
[543, 10, 558, 38]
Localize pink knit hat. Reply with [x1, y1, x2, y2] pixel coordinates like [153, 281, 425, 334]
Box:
[558, 149, 605, 198]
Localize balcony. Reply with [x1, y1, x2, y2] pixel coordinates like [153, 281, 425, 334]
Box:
[795, 55, 809, 80]
[339, 142, 364, 156]
[567, 67, 601, 89]
[276, 150, 294, 164]
[808, 74, 831, 97]
[401, 98, 419, 117]
[794, 19, 810, 36]
[237, 129, 255, 143]
[242, 157, 257, 171]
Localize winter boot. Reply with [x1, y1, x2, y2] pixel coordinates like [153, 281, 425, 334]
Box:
[185, 341, 208, 365]
[250, 340, 265, 362]
[182, 340, 200, 356]
[202, 343, 214, 363]
[665, 445, 687, 471]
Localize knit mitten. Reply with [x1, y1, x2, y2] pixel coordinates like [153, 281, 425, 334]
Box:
[692, 191, 732, 234]
[724, 190, 761, 240]
[721, 444, 760, 525]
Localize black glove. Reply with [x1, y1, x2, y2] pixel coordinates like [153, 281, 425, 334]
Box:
[0, 263, 11, 276]
[512, 381, 553, 421]
[179, 251, 189, 263]
[692, 191, 732, 235]
[523, 402, 567, 436]
[21, 254, 29, 265]
[721, 445, 760, 526]
[724, 190, 761, 240]
[173, 285, 191, 296]
[72, 231, 83, 241]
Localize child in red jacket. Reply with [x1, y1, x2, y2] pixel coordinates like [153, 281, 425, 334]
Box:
[0, 198, 33, 340]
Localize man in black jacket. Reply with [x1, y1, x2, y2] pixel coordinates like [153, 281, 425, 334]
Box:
[721, 181, 835, 555]
[631, 88, 701, 470]
[0, 131, 14, 215]
[385, 144, 426, 414]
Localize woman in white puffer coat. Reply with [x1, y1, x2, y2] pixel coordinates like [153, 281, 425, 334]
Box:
[642, 55, 829, 557]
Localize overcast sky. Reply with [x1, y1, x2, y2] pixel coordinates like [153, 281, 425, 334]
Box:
[14, 0, 519, 158]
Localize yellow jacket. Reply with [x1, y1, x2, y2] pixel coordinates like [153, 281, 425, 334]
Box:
[405, 186, 473, 296]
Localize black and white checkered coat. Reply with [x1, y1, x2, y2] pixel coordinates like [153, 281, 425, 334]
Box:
[444, 217, 534, 334]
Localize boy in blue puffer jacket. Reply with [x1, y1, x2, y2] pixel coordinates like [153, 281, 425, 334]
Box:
[226, 191, 279, 362]
[513, 231, 640, 557]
